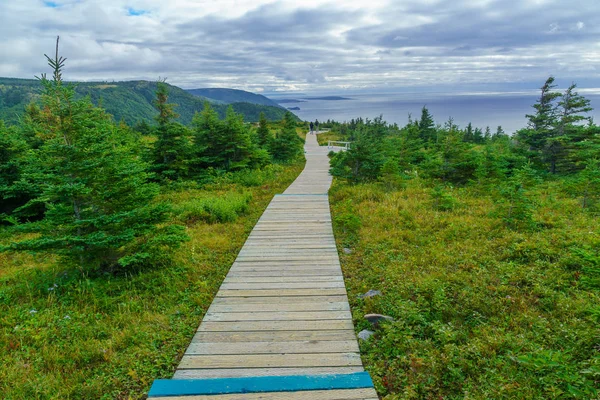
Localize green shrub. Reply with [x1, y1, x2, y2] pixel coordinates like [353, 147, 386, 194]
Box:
[175, 192, 252, 224]
[430, 185, 457, 211]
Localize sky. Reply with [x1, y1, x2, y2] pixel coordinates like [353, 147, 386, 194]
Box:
[1, 0, 599, 94]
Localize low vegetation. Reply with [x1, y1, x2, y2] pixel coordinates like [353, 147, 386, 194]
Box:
[326, 77, 600, 399]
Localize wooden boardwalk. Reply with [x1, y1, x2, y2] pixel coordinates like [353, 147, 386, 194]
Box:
[149, 134, 377, 399]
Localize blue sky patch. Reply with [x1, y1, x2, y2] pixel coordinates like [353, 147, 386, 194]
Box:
[127, 7, 147, 16]
[43, 1, 59, 7]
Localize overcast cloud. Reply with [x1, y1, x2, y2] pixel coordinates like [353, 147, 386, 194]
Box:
[1, 0, 598, 93]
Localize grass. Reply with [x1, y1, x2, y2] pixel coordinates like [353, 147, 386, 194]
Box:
[330, 178, 600, 399]
[0, 161, 304, 399]
[316, 130, 344, 146]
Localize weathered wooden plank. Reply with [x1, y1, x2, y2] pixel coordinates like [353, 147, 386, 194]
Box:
[219, 282, 345, 290]
[179, 353, 362, 369]
[216, 288, 347, 297]
[203, 311, 352, 322]
[223, 276, 343, 283]
[226, 271, 341, 277]
[238, 248, 338, 253]
[198, 320, 354, 332]
[208, 302, 350, 313]
[241, 244, 336, 248]
[234, 258, 340, 264]
[185, 340, 359, 355]
[191, 330, 357, 343]
[227, 269, 341, 274]
[173, 366, 364, 379]
[211, 295, 348, 305]
[226, 271, 341, 278]
[232, 261, 340, 266]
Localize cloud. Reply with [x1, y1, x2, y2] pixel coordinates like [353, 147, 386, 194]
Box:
[0, 0, 598, 93]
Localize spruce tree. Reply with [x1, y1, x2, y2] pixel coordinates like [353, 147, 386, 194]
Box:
[256, 112, 270, 148]
[0, 122, 33, 219]
[192, 103, 261, 171]
[526, 76, 561, 133]
[330, 125, 385, 182]
[270, 112, 303, 162]
[418, 106, 436, 142]
[150, 81, 191, 180]
[1, 39, 187, 269]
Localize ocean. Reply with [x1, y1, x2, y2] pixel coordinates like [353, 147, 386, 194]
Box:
[266, 91, 600, 135]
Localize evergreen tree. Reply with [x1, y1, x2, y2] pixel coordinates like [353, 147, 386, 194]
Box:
[270, 112, 303, 162]
[1, 39, 187, 269]
[483, 126, 491, 142]
[150, 81, 191, 180]
[330, 125, 385, 182]
[526, 76, 561, 133]
[463, 122, 474, 142]
[257, 112, 270, 148]
[493, 125, 506, 140]
[517, 77, 561, 171]
[0, 122, 34, 219]
[557, 84, 593, 133]
[418, 106, 436, 142]
[193, 103, 263, 171]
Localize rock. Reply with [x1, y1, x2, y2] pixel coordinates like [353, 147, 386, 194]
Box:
[364, 313, 394, 324]
[343, 248, 352, 254]
[358, 329, 375, 340]
[358, 289, 381, 299]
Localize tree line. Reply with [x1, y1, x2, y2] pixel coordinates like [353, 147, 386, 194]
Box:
[327, 77, 599, 227]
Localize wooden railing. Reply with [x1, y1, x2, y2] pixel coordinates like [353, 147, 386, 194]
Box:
[327, 141, 351, 150]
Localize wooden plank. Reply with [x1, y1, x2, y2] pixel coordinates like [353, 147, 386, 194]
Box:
[226, 270, 341, 277]
[238, 248, 338, 253]
[173, 366, 364, 379]
[203, 311, 352, 322]
[232, 261, 340, 266]
[216, 288, 347, 297]
[234, 258, 340, 263]
[151, 388, 377, 399]
[185, 340, 359, 355]
[239, 245, 337, 250]
[208, 302, 350, 313]
[211, 295, 349, 305]
[219, 282, 345, 290]
[198, 320, 354, 332]
[191, 330, 357, 343]
[179, 353, 362, 369]
[223, 276, 343, 283]
[227, 268, 341, 274]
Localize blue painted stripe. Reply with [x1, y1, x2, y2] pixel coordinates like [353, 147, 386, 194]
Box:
[148, 372, 373, 397]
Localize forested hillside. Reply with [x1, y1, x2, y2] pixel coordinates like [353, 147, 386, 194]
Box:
[0, 78, 291, 126]
[320, 77, 600, 399]
[187, 88, 282, 108]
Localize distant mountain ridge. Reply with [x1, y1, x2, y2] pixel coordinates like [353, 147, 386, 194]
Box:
[187, 88, 283, 109]
[0, 78, 293, 126]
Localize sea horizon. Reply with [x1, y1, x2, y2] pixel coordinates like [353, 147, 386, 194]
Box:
[267, 90, 600, 135]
